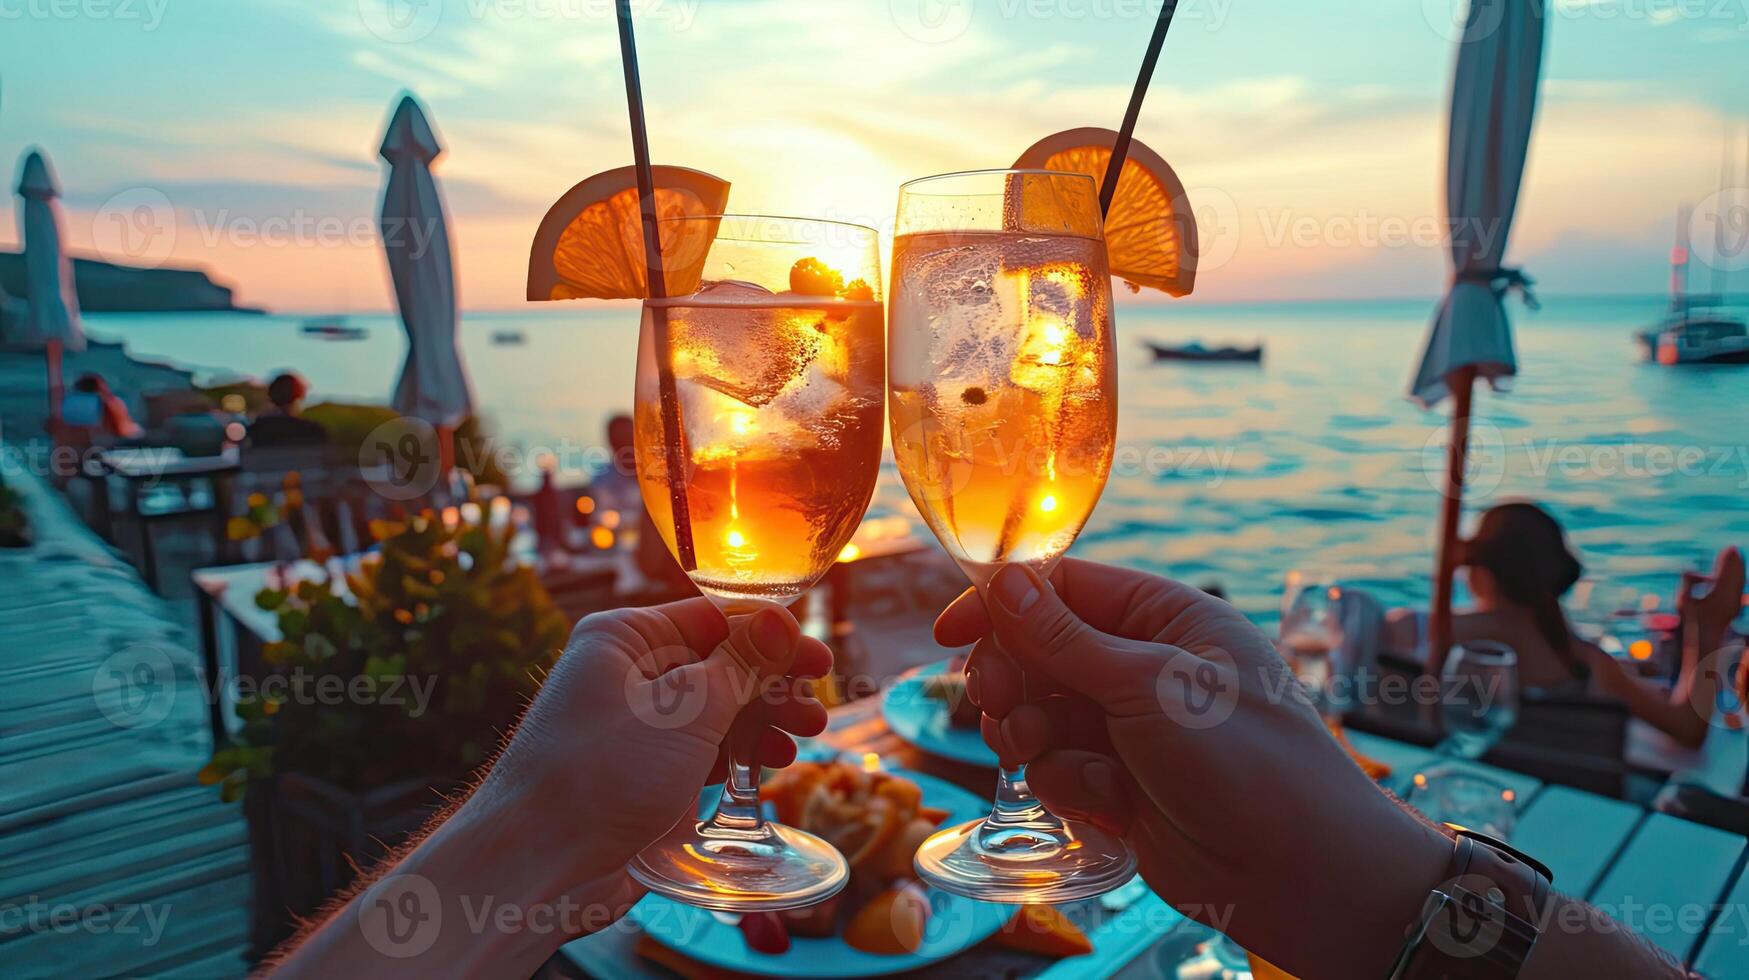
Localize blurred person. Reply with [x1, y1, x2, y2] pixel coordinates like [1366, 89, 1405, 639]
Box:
[247, 372, 328, 448]
[59, 372, 141, 441]
[1385, 502, 1743, 748]
[595, 412, 691, 596]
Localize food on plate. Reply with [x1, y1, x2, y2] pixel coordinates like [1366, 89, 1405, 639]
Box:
[761, 761, 947, 877]
[738, 911, 791, 955]
[842, 881, 931, 955]
[740, 761, 957, 955]
[995, 903, 1093, 957]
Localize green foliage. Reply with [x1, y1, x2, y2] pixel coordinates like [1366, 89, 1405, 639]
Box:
[203, 513, 569, 799]
[305, 402, 508, 488]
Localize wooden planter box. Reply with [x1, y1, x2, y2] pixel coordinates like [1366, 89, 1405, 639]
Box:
[245, 771, 459, 957]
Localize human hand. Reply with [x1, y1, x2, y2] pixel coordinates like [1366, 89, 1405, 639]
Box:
[475, 600, 829, 886]
[935, 559, 1448, 979]
[1679, 546, 1745, 654]
[265, 602, 829, 978]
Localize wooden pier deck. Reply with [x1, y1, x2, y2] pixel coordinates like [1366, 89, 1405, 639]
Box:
[0, 462, 249, 979]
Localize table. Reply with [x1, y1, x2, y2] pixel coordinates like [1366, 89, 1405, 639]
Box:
[561, 701, 1749, 978]
[98, 446, 239, 590]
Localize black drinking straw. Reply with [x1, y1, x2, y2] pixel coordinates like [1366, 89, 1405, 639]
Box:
[615, 0, 696, 571]
[1099, 0, 1178, 217]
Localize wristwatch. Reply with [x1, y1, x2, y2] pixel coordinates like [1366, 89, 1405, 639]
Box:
[1388, 827, 1554, 979]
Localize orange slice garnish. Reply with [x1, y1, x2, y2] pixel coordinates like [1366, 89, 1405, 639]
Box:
[1013, 127, 1197, 297]
[526, 164, 730, 301]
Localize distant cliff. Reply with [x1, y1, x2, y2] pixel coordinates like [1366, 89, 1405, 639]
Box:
[0, 251, 258, 313]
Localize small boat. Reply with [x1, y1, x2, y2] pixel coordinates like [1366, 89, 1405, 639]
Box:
[1637, 310, 1749, 365]
[1146, 340, 1263, 363]
[300, 316, 368, 341]
[490, 329, 527, 346]
[1639, 147, 1749, 366]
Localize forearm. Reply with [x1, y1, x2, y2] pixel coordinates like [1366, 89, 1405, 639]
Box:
[265, 783, 638, 979]
[1523, 893, 1695, 979]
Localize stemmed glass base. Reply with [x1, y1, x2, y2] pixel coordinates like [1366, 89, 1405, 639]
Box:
[627, 816, 848, 912]
[628, 663, 849, 912]
[914, 764, 1135, 903]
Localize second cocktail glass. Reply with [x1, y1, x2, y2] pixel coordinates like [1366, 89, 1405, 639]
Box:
[889, 169, 1136, 902]
[627, 214, 884, 910]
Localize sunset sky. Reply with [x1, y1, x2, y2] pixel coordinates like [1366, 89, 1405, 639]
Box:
[2, 0, 1745, 312]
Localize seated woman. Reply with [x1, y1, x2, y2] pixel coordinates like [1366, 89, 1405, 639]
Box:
[1388, 501, 1744, 749]
[59, 372, 143, 442]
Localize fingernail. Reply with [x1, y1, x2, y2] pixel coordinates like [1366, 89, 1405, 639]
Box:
[964, 666, 981, 707]
[749, 608, 794, 660]
[991, 564, 1040, 616]
[1083, 760, 1118, 800]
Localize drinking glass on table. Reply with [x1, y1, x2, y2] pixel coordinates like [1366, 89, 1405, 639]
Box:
[1438, 640, 1519, 760]
[1277, 576, 1355, 720]
[889, 168, 1134, 902]
[626, 214, 884, 911]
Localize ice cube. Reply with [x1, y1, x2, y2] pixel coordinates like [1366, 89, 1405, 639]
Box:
[667, 296, 824, 408]
[890, 241, 1023, 389]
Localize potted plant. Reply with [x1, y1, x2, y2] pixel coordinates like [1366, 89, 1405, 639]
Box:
[203, 512, 569, 953]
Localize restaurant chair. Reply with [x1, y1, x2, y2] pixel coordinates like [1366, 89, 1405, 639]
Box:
[216, 445, 341, 565]
[1652, 781, 1749, 838]
[1487, 693, 1632, 798]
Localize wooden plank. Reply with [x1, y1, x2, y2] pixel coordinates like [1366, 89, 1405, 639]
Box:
[1511, 785, 1644, 898]
[0, 869, 250, 977]
[1, 818, 247, 905]
[0, 784, 221, 864]
[1586, 813, 1745, 963]
[1693, 863, 1749, 978]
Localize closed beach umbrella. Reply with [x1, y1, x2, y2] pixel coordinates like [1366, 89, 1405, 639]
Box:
[1411, 0, 1546, 673]
[14, 148, 86, 424]
[380, 94, 472, 470]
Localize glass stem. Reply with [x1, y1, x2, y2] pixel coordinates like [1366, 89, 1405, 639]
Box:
[703, 749, 769, 839]
[983, 764, 1052, 831]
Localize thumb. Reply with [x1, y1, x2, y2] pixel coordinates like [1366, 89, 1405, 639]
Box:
[984, 564, 1165, 713]
[668, 606, 802, 741]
